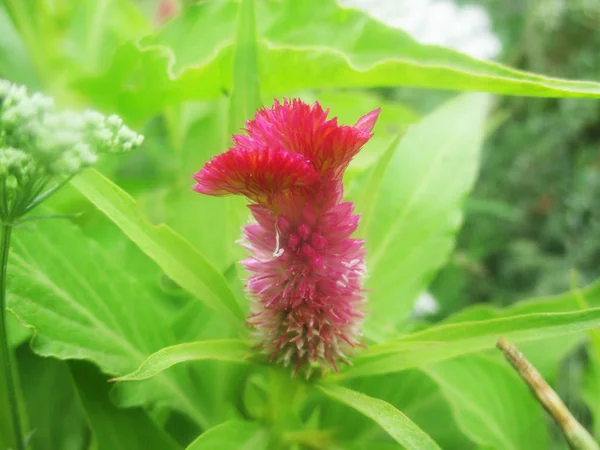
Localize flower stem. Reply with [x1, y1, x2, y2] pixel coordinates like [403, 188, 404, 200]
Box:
[0, 225, 25, 450]
[497, 336, 599, 450]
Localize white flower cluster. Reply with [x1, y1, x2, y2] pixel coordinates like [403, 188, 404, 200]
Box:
[0, 147, 36, 191]
[0, 79, 143, 220]
[0, 79, 143, 177]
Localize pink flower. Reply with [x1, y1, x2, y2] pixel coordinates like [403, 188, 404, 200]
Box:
[156, 0, 179, 25]
[193, 99, 380, 375]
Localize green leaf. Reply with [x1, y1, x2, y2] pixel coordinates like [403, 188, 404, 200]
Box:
[447, 283, 600, 328]
[70, 360, 181, 450]
[65, 0, 150, 73]
[7, 312, 30, 350]
[424, 355, 547, 450]
[582, 354, 600, 439]
[17, 348, 88, 450]
[337, 307, 600, 379]
[186, 420, 266, 450]
[159, 100, 247, 273]
[2, 0, 148, 99]
[0, 363, 19, 450]
[71, 169, 245, 323]
[318, 384, 442, 450]
[223, 0, 263, 265]
[80, 0, 600, 120]
[252, 0, 600, 97]
[441, 281, 600, 381]
[352, 134, 401, 240]
[114, 339, 251, 382]
[228, 0, 261, 137]
[322, 370, 474, 449]
[7, 219, 210, 426]
[364, 93, 490, 329]
[0, 3, 39, 86]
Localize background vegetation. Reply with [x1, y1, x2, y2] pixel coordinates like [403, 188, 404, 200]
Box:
[1, 0, 600, 449]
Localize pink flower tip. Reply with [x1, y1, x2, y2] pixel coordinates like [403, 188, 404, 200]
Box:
[355, 108, 381, 133]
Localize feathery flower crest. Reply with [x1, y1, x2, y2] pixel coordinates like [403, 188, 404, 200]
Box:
[193, 99, 380, 375]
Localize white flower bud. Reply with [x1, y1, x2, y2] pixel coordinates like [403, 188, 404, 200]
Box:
[0, 80, 11, 97]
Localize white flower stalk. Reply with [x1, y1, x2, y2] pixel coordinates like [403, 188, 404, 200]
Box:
[0, 79, 144, 222]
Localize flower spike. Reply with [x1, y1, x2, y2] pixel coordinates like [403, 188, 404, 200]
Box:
[193, 99, 380, 374]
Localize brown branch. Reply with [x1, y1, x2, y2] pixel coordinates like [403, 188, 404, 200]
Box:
[497, 336, 599, 450]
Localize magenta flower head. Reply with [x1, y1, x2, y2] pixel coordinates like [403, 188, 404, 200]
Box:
[193, 99, 380, 375]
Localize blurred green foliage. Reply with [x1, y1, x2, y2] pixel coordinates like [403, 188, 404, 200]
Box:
[434, 0, 600, 309]
[1, 0, 600, 449]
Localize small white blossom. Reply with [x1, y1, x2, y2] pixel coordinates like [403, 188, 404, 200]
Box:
[0, 79, 143, 176]
[412, 291, 440, 318]
[0, 79, 144, 220]
[0, 147, 37, 193]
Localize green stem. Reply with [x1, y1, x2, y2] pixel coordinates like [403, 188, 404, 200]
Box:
[0, 225, 25, 450]
[24, 174, 73, 215]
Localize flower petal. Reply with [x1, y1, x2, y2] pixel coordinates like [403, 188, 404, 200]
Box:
[354, 108, 381, 133]
[235, 99, 379, 177]
[193, 146, 319, 199]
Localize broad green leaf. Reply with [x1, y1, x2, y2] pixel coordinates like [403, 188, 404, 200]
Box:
[186, 420, 266, 450]
[318, 384, 442, 450]
[76, 1, 239, 121]
[336, 307, 600, 379]
[71, 169, 245, 323]
[80, 0, 600, 120]
[424, 355, 547, 450]
[228, 0, 261, 136]
[7, 219, 209, 426]
[7, 313, 31, 348]
[17, 348, 88, 450]
[70, 360, 181, 450]
[115, 339, 251, 381]
[365, 93, 490, 329]
[252, 0, 600, 97]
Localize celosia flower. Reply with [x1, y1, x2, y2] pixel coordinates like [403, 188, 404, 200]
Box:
[193, 99, 380, 375]
[0, 79, 143, 221]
